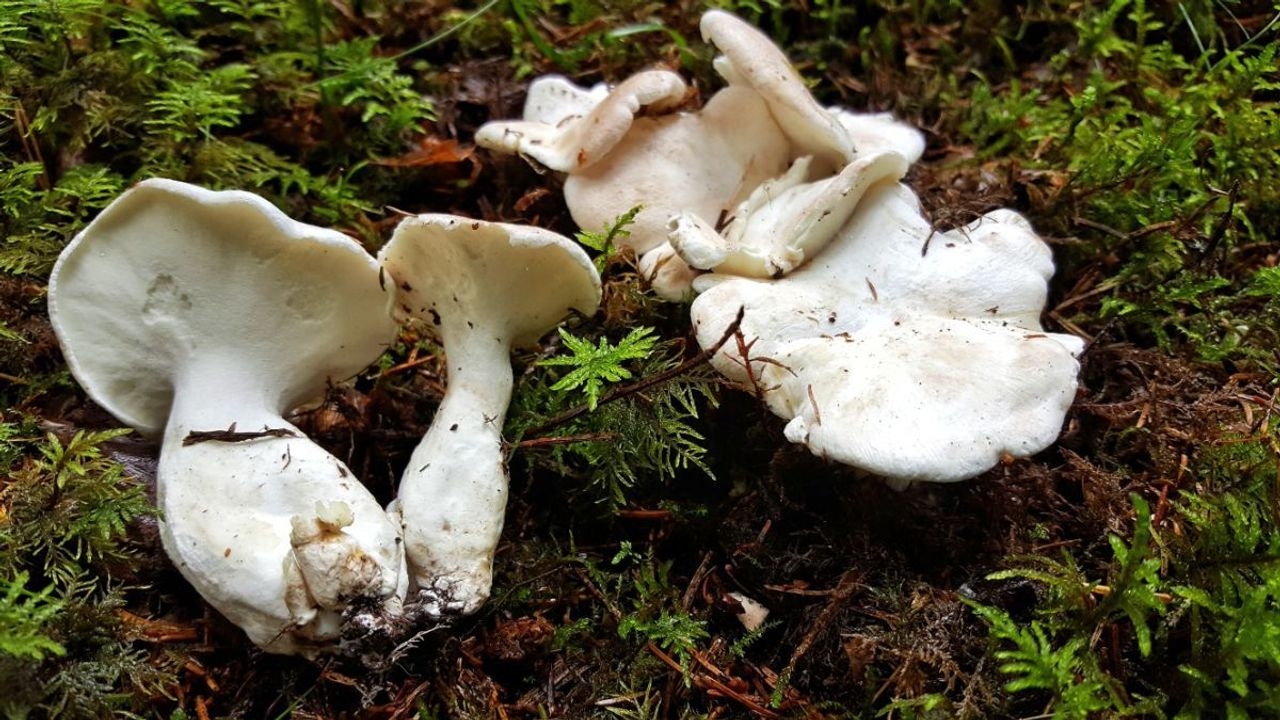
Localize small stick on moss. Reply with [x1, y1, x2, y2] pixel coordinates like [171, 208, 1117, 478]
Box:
[524, 306, 745, 437]
[14, 105, 48, 190]
[380, 353, 438, 377]
[1090, 583, 1173, 604]
[517, 432, 616, 449]
[786, 570, 864, 686]
[117, 610, 199, 644]
[616, 508, 672, 521]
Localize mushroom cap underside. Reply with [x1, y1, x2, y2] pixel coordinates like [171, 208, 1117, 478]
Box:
[48, 179, 396, 436]
[379, 214, 602, 347]
[564, 85, 791, 256]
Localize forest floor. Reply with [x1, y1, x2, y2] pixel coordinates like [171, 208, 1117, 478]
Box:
[2, 1, 1280, 718]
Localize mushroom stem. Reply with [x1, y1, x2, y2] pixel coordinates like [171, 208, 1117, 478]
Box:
[158, 368, 406, 654]
[378, 214, 601, 619]
[394, 333, 516, 617]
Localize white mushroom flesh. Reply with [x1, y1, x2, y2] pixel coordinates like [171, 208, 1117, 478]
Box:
[701, 9, 855, 172]
[476, 10, 926, 298]
[669, 150, 911, 278]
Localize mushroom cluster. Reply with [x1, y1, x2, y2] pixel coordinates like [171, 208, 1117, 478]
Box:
[48, 181, 603, 653]
[48, 180, 408, 657]
[475, 10, 926, 299]
[477, 9, 1082, 484]
[47, 10, 1083, 656]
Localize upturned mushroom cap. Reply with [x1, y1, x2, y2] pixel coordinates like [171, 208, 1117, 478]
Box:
[669, 150, 911, 278]
[701, 9, 855, 170]
[521, 75, 611, 125]
[564, 84, 791, 258]
[48, 178, 396, 435]
[474, 70, 688, 173]
[833, 110, 927, 164]
[379, 215, 601, 346]
[690, 182, 1082, 483]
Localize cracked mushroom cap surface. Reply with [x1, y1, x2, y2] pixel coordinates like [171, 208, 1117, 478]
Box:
[690, 182, 1083, 483]
[378, 214, 602, 347]
[47, 178, 397, 436]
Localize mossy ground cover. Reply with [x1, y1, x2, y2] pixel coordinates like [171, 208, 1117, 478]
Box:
[2, 0, 1279, 717]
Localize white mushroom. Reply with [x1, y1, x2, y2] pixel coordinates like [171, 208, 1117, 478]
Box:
[725, 592, 770, 632]
[474, 10, 926, 299]
[478, 78, 792, 300]
[379, 215, 601, 617]
[474, 70, 690, 173]
[564, 84, 793, 298]
[47, 179, 407, 657]
[700, 9, 855, 172]
[668, 150, 911, 278]
[690, 181, 1083, 484]
[833, 109, 928, 163]
[521, 75, 611, 125]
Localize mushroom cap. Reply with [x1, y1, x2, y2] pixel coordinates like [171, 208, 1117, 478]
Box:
[521, 75, 611, 125]
[378, 215, 601, 347]
[47, 179, 397, 437]
[701, 9, 854, 168]
[474, 70, 688, 173]
[833, 110, 927, 164]
[637, 244, 701, 302]
[565, 85, 791, 256]
[773, 317, 1079, 481]
[669, 150, 911, 278]
[690, 182, 1082, 482]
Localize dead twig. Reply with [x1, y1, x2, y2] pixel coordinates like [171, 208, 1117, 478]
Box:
[646, 642, 783, 719]
[117, 609, 200, 643]
[784, 570, 864, 681]
[517, 432, 616, 449]
[14, 104, 49, 190]
[616, 508, 673, 521]
[379, 354, 438, 377]
[183, 424, 297, 446]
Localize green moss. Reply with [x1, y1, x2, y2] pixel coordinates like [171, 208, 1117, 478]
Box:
[0, 423, 176, 718]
